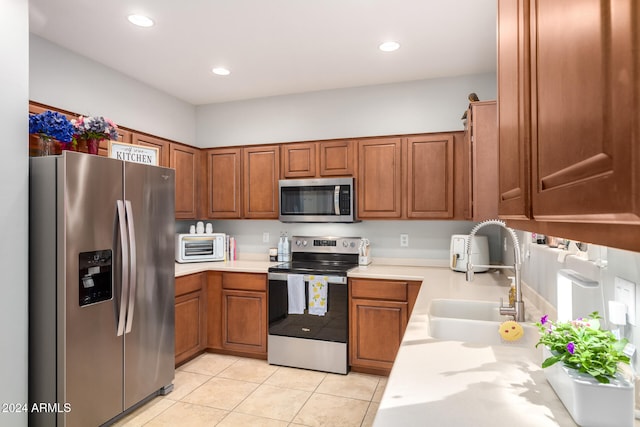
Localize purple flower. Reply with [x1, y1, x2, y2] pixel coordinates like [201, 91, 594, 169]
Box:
[567, 342, 575, 354]
[540, 315, 549, 325]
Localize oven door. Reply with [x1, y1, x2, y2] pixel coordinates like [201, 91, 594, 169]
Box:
[268, 273, 348, 343]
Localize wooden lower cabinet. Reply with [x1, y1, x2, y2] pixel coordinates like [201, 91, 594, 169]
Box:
[175, 273, 206, 365]
[206, 272, 267, 358]
[349, 278, 421, 375]
[222, 289, 267, 353]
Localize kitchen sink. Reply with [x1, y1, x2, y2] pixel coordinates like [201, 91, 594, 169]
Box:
[427, 299, 539, 347]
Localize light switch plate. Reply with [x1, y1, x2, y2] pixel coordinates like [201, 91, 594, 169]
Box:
[615, 277, 636, 326]
[262, 232, 270, 243]
[400, 234, 409, 247]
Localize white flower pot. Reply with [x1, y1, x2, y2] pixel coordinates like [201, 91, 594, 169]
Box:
[542, 347, 634, 427]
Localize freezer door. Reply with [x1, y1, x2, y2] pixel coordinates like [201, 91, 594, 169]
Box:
[63, 152, 125, 426]
[123, 161, 175, 409]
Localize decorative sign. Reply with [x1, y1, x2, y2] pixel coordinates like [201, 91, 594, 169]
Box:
[109, 141, 159, 165]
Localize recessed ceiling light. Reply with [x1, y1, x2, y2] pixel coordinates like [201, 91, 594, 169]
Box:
[379, 41, 400, 52]
[128, 14, 154, 28]
[212, 67, 231, 76]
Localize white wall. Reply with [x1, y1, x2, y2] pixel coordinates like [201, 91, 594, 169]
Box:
[29, 35, 197, 145]
[195, 73, 497, 147]
[513, 233, 640, 371]
[177, 220, 503, 264]
[0, 0, 28, 425]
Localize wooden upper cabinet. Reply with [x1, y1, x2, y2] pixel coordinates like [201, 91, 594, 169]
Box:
[281, 142, 317, 178]
[205, 147, 242, 219]
[319, 140, 355, 177]
[281, 140, 355, 178]
[497, 0, 531, 219]
[358, 138, 402, 218]
[170, 143, 200, 219]
[464, 102, 499, 221]
[406, 134, 455, 219]
[133, 133, 170, 167]
[243, 145, 280, 219]
[530, 0, 639, 223]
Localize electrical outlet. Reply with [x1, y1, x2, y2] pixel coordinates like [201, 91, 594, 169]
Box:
[615, 277, 636, 326]
[400, 234, 409, 247]
[262, 232, 270, 243]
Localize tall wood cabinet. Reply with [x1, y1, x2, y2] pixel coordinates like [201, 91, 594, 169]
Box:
[463, 101, 499, 221]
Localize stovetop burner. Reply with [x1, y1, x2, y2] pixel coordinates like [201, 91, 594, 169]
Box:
[268, 236, 361, 276]
[268, 261, 357, 276]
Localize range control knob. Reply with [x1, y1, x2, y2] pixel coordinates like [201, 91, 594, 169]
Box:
[342, 240, 349, 247]
[296, 240, 302, 247]
[302, 240, 308, 246]
[350, 241, 356, 248]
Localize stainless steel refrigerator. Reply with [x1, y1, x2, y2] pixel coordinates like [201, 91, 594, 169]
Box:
[29, 151, 175, 427]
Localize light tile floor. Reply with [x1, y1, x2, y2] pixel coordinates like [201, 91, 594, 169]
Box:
[113, 353, 385, 427]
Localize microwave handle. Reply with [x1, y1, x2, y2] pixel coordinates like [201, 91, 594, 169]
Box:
[334, 186, 340, 215]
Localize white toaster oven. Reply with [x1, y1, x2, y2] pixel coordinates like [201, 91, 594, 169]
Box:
[175, 233, 226, 263]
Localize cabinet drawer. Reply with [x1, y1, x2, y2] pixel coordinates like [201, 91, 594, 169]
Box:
[350, 279, 407, 301]
[176, 273, 204, 297]
[222, 272, 266, 291]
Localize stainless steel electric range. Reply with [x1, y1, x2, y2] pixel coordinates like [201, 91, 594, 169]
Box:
[267, 236, 360, 374]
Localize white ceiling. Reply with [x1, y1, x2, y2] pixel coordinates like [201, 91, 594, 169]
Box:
[29, 0, 497, 106]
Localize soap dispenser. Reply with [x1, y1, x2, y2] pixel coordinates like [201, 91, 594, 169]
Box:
[508, 276, 516, 306]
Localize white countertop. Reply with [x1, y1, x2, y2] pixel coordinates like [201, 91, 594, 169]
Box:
[373, 269, 578, 427]
[173, 258, 629, 426]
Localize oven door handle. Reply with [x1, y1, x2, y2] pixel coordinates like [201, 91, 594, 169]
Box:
[268, 272, 347, 285]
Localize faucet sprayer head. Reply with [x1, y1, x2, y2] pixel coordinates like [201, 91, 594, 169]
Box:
[466, 267, 474, 281]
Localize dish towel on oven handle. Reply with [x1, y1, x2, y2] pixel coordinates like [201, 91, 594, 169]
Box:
[287, 274, 305, 314]
[308, 275, 328, 316]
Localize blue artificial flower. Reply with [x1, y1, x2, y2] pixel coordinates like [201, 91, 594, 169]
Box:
[29, 110, 74, 143]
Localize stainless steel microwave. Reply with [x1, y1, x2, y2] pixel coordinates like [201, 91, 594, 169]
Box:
[279, 177, 357, 223]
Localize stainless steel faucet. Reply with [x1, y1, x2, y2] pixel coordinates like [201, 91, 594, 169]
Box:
[465, 219, 524, 322]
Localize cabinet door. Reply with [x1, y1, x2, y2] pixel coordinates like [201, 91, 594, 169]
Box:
[175, 273, 206, 365]
[406, 134, 454, 219]
[349, 298, 407, 371]
[530, 0, 639, 223]
[243, 145, 280, 219]
[497, 0, 532, 219]
[468, 102, 499, 221]
[319, 140, 355, 177]
[358, 138, 402, 218]
[206, 147, 242, 219]
[170, 143, 200, 219]
[133, 133, 170, 167]
[221, 289, 267, 354]
[282, 142, 317, 178]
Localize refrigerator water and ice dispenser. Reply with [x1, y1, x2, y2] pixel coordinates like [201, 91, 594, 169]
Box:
[78, 249, 113, 307]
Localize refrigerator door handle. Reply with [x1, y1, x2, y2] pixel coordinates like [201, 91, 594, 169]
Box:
[124, 200, 137, 334]
[116, 200, 130, 337]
